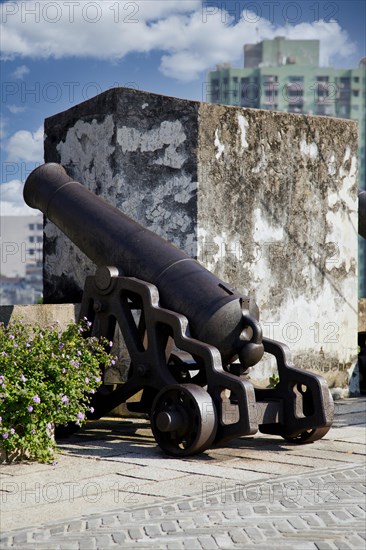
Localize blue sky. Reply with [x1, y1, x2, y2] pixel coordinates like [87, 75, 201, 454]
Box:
[1, 0, 365, 215]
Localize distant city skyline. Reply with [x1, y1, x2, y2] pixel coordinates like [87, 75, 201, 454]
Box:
[1, 0, 365, 215]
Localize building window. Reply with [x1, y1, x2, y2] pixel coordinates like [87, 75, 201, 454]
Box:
[288, 105, 304, 114]
[353, 90, 359, 97]
[339, 77, 350, 88]
[317, 76, 329, 83]
[262, 75, 278, 83]
[288, 76, 304, 83]
[317, 105, 334, 116]
[29, 224, 35, 230]
[338, 105, 350, 116]
[353, 76, 360, 83]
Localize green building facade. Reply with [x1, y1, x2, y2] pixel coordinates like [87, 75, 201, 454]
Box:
[207, 37, 366, 297]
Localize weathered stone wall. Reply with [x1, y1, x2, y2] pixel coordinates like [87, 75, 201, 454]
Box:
[42, 88, 359, 392]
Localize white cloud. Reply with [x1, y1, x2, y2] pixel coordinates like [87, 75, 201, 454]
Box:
[0, 2, 357, 81]
[11, 64, 30, 79]
[0, 179, 37, 215]
[5, 125, 44, 162]
[7, 105, 27, 114]
[0, 118, 7, 140]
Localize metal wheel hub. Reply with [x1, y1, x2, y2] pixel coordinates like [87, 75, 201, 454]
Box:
[151, 384, 217, 456]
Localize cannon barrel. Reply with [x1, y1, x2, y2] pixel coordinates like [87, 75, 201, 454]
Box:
[359, 188, 366, 240]
[24, 163, 264, 367]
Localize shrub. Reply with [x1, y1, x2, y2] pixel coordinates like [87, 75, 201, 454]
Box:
[0, 318, 111, 463]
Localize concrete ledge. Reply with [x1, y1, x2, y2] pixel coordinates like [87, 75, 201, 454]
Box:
[0, 304, 78, 329]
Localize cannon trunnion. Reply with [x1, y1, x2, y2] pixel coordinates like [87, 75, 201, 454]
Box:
[24, 163, 334, 456]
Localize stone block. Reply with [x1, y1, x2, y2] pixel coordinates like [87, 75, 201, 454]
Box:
[0, 304, 78, 328]
[42, 88, 359, 389]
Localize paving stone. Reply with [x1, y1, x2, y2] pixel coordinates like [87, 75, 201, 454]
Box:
[128, 527, 145, 540]
[229, 527, 250, 544]
[213, 533, 236, 549]
[78, 538, 97, 549]
[94, 535, 115, 548]
[161, 521, 179, 533]
[183, 538, 202, 550]
[111, 532, 127, 545]
[144, 524, 163, 538]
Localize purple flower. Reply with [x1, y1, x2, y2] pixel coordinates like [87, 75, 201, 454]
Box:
[77, 350, 82, 356]
[61, 395, 69, 404]
[109, 341, 113, 347]
[62, 368, 67, 374]
[46, 423, 52, 430]
[20, 374, 27, 383]
[1, 351, 7, 356]
[85, 377, 89, 384]
[59, 343, 64, 350]
[32, 395, 41, 403]
[0, 375, 4, 383]
[95, 376, 101, 383]
[69, 359, 75, 366]
[27, 406, 33, 413]
[0, 416, 2, 423]
[2, 432, 9, 439]
[90, 389, 95, 394]
[10, 428, 15, 435]
[110, 359, 116, 366]
[89, 407, 95, 413]
[32, 429, 36, 434]
[9, 334, 14, 339]
[77, 412, 84, 420]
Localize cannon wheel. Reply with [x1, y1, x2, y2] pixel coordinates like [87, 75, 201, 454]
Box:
[282, 426, 331, 444]
[151, 384, 217, 456]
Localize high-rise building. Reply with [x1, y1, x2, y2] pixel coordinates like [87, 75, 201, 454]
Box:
[207, 37, 366, 297]
[0, 215, 43, 304]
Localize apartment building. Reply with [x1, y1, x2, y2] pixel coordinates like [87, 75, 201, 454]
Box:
[0, 215, 43, 304]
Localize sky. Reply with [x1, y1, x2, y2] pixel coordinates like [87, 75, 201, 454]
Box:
[1, 0, 365, 216]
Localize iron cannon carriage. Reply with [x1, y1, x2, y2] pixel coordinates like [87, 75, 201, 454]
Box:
[24, 163, 334, 456]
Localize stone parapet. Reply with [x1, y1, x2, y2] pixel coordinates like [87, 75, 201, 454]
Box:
[41, 88, 358, 392]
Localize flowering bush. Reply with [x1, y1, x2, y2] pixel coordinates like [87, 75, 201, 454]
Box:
[0, 318, 112, 463]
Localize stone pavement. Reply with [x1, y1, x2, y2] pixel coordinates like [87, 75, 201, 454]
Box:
[1, 397, 365, 549]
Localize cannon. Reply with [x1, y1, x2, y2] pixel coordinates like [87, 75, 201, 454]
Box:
[24, 163, 334, 456]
